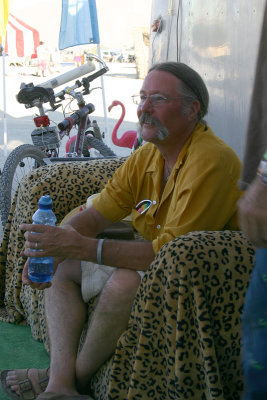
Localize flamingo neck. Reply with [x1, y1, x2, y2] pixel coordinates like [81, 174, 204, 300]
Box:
[112, 103, 126, 145]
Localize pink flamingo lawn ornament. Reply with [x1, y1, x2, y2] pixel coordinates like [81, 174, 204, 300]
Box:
[108, 100, 137, 149]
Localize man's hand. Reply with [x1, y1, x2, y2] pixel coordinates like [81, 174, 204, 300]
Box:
[238, 176, 267, 248]
[22, 259, 52, 290]
[21, 258, 63, 290]
[20, 223, 85, 259]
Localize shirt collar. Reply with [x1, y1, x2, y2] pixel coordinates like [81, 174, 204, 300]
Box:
[146, 122, 205, 173]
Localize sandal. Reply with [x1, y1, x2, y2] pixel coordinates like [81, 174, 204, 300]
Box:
[36, 393, 94, 399]
[0, 368, 49, 399]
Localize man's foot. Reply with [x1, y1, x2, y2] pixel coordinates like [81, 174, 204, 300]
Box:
[0, 368, 49, 399]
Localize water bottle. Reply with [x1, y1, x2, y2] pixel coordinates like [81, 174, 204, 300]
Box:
[28, 195, 57, 283]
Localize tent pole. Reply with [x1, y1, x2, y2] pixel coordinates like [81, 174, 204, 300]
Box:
[97, 43, 110, 145]
[1, 43, 8, 157]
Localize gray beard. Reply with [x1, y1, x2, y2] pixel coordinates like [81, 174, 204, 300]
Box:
[137, 113, 169, 141]
[156, 126, 169, 140]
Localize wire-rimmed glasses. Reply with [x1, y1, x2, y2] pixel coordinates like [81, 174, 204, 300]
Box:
[132, 93, 182, 107]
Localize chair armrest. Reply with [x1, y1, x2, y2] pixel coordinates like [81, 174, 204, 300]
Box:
[0, 157, 126, 323]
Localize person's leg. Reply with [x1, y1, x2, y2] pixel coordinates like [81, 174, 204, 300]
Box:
[5, 265, 141, 397]
[6, 258, 86, 397]
[44, 259, 87, 396]
[76, 268, 141, 393]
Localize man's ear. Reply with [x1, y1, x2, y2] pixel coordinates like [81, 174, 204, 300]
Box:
[188, 100, 200, 121]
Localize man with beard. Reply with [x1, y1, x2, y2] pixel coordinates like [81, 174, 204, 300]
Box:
[4, 62, 242, 400]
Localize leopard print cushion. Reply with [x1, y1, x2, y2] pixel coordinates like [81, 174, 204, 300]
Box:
[0, 158, 126, 329]
[0, 160, 255, 399]
[90, 230, 254, 400]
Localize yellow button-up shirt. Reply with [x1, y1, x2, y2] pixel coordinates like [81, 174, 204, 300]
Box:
[92, 123, 242, 254]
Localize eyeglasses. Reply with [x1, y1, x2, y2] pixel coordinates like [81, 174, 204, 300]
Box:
[132, 93, 182, 107]
[135, 199, 152, 214]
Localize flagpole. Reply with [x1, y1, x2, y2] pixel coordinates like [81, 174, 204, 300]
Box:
[58, 0, 108, 140]
[97, 43, 110, 144]
[1, 43, 8, 157]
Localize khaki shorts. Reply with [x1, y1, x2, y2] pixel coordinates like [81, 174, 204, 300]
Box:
[61, 194, 145, 303]
[81, 262, 145, 303]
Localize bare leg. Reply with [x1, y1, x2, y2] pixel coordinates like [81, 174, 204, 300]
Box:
[44, 259, 86, 396]
[5, 266, 140, 397]
[76, 268, 141, 393]
[5, 259, 85, 397]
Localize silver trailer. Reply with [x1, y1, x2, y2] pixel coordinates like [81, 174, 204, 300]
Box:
[149, 0, 266, 159]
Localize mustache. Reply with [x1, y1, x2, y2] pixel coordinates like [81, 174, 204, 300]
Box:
[139, 112, 161, 127]
[138, 112, 169, 141]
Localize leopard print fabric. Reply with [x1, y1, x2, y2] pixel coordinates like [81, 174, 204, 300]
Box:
[0, 158, 126, 331]
[0, 160, 255, 399]
[91, 231, 254, 400]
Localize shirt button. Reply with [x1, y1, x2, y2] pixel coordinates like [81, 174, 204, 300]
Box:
[153, 200, 157, 205]
[156, 224, 161, 229]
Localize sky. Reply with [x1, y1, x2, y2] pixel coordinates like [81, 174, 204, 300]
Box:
[9, 0, 152, 50]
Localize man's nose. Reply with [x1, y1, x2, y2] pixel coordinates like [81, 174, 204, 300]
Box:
[140, 97, 153, 113]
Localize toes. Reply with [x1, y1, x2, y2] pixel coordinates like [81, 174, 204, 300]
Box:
[6, 370, 16, 380]
[9, 383, 19, 393]
[5, 375, 19, 394]
[6, 376, 18, 386]
[3, 368, 49, 398]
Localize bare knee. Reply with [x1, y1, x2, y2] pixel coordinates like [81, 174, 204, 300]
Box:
[109, 268, 141, 292]
[100, 269, 141, 309]
[53, 259, 82, 286]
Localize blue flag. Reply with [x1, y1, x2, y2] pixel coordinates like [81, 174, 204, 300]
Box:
[59, 0, 100, 50]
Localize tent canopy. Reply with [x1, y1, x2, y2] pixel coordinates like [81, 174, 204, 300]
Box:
[4, 13, 39, 59]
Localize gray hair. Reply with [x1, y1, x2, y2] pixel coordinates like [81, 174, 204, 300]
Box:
[148, 62, 209, 122]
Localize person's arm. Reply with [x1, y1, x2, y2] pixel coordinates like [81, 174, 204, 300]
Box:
[20, 205, 155, 271]
[63, 203, 114, 237]
[238, 176, 267, 248]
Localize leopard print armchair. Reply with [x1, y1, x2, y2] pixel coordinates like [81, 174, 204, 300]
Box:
[0, 158, 254, 400]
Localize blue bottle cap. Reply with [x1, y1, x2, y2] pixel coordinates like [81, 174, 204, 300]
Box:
[38, 195, 52, 210]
